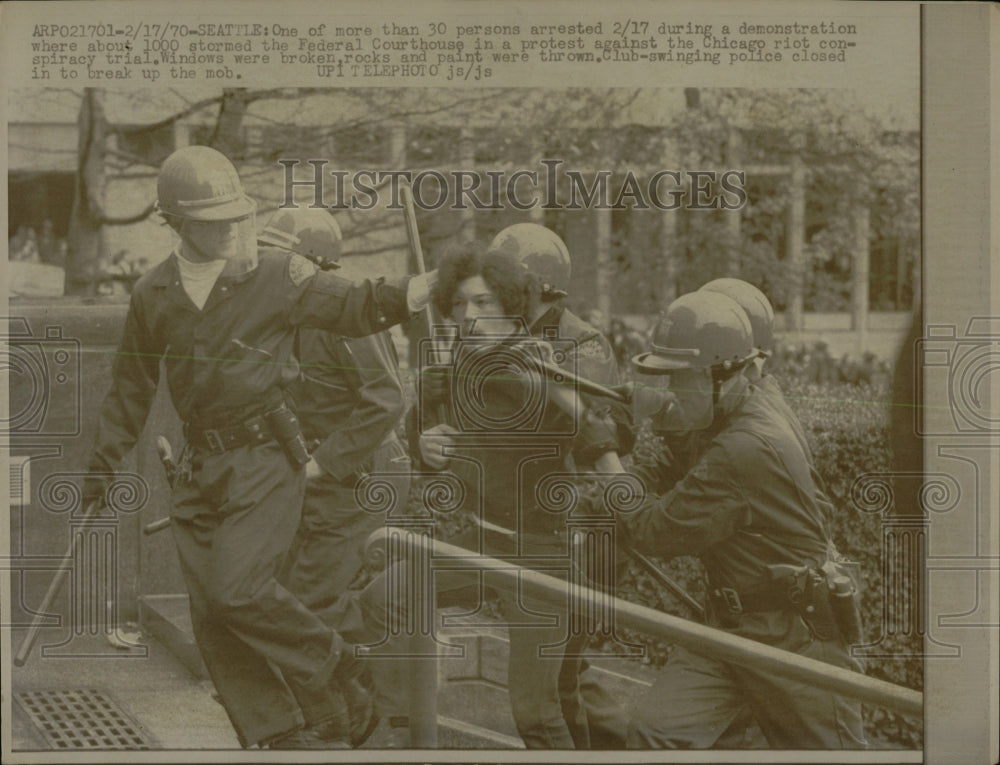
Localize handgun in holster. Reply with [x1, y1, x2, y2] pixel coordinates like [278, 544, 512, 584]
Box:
[265, 404, 311, 468]
[822, 560, 864, 646]
[772, 562, 864, 645]
[797, 568, 839, 641]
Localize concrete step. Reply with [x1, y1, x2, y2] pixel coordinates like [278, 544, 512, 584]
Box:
[139, 594, 655, 748]
[139, 594, 206, 680]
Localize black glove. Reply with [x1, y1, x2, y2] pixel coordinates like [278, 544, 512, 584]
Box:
[574, 405, 621, 464]
[574, 395, 636, 463]
[606, 398, 636, 456]
[419, 364, 453, 405]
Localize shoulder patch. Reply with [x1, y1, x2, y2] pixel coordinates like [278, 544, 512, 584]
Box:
[288, 254, 317, 286]
[576, 337, 610, 360]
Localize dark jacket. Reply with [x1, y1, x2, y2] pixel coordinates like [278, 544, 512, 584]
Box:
[624, 377, 831, 593]
[88, 247, 411, 480]
[293, 328, 405, 482]
[529, 305, 620, 387]
[407, 306, 628, 537]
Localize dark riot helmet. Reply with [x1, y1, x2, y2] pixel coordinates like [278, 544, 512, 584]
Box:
[633, 291, 757, 374]
[258, 208, 343, 267]
[487, 223, 571, 299]
[700, 277, 775, 356]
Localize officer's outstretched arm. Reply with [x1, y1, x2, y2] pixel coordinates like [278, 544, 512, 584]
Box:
[287, 255, 438, 338]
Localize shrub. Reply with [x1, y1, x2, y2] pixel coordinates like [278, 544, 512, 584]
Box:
[784, 376, 921, 748]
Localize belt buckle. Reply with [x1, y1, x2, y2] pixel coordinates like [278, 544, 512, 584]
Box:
[204, 429, 226, 453]
[719, 587, 743, 614]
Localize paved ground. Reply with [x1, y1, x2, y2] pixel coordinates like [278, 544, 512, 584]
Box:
[6, 624, 529, 757]
[9, 628, 240, 754]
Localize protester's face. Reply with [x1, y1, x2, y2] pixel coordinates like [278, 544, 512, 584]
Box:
[181, 213, 254, 262]
[452, 275, 519, 338]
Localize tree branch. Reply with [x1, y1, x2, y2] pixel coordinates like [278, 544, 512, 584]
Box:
[139, 94, 225, 132]
[96, 202, 157, 226]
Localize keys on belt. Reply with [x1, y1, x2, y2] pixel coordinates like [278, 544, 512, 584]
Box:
[185, 414, 272, 454]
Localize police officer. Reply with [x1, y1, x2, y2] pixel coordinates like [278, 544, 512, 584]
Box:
[83, 146, 436, 749]
[614, 290, 866, 749]
[701, 277, 861, 630]
[259, 208, 410, 745]
[258, 208, 409, 614]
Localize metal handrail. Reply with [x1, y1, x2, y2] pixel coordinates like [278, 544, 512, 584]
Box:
[366, 529, 923, 736]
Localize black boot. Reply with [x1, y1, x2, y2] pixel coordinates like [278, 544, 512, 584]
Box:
[333, 648, 377, 747]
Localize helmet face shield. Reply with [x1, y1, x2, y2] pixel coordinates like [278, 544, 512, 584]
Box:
[180, 211, 257, 272]
[631, 370, 675, 421]
[661, 367, 714, 432]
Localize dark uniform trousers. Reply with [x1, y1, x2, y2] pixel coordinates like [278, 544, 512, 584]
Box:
[627, 610, 865, 749]
[171, 441, 343, 747]
[282, 462, 385, 611]
[281, 439, 411, 720]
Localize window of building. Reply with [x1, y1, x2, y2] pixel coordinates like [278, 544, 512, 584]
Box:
[8, 171, 75, 267]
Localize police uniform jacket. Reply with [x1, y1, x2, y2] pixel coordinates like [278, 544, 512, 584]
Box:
[529, 305, 619, 387]
[293, 328, 405, 482]
[530, 305, 633, 457]
[624, 376, 831, 594]
[88, 247, 411, 480]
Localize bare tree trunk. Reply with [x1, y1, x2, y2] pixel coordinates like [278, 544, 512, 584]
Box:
[65, 88, 109, 296]
[658, 131, 679, 310]
[724, 130, 742, 276]
[209, 88, 250, 157]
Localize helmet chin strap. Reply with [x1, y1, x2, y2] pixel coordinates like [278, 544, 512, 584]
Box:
[713, 371, 749, 418]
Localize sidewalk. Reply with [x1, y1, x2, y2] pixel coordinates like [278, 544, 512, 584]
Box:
[9, 627, 240, 755]
[7, 622, 528, 755]
[8, 614, 658, 756]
